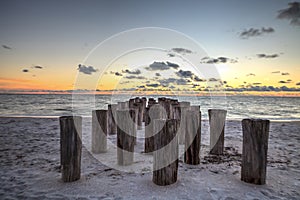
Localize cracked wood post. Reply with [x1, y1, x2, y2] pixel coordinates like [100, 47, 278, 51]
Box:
[241, 119, 270, 185]
[209, 109, 227, 155]
[116, 109, 135, 166]
[184, 111, 201, 165]
[108, 104, 117, 135]
[59, 116, 82, 182]
[92, 110, 108, 153]
[153, 119, 179, 186]
[144, 104, 166, 153]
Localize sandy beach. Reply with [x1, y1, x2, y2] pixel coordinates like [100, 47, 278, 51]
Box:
[0, 117, 299, 199]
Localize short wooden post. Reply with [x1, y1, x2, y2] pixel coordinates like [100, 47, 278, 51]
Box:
[60, 116, 82, 182]
[116, 110, 135, 166]
[178, 106, 189, 145]
[144, 104, 166, 153]
[209, 109, 227, 155]
[108, 104, 117, 135]
[153, 119, 179, 186]
[184, 111, 201, 165]
[241, 119, 270, 185]
[92, 110, 108, 153]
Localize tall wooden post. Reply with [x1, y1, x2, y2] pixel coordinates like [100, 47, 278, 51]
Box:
[184, 111, 201, 165]
[178, 106, 189, 145]
[141, 97, 147, 122]
[92, 110, 108, 153]
[209, 109, 227, 155]
[108, 104, 117, 135]
[60, 116, 82, 182]
[153, 119, 179, 186]
[116, 110, 135, 166]
[241, 119, 270, 185]
[144, 104, 166, 153]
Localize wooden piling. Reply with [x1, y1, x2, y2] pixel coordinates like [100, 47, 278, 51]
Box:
[209, 109, 227, 155]
[184, 111, 201, 165]
[241, 119, 270, 185]
[108, 104, 117, 135]
[92, 110, 108, 153]
[116, 110, 135, 166]
[153, 119, 179, 186]
[59, 116, 82, 182]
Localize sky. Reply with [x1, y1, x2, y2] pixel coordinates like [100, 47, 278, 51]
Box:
[0, 0, 299, 95]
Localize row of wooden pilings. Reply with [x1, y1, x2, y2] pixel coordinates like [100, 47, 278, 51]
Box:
[60, 97, 270, 186]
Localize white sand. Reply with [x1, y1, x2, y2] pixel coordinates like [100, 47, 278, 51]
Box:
[0, 117, 299, 199]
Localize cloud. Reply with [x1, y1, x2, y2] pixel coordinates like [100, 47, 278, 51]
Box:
[296, 82, 300, 85]
[146, 61, 180, 71]
[193, 76, 206, 82]
[122, 69, 141, 75]
[22, 69, 29, 73]
[171, 48, 193, 54]
[158, 78, 190, 86]
[33, 66, 43, 69]
[146, 83, 160, 88]
[115, 72, 122, 76]
[225, 85, 300, 92]
[208, 78, 219, 82]
[246, 73, 256, 76]
[272, 71, 280, 73]
[201, 56, 238, 64]
[239, 27, 275, 39]
[2, 45, 12, 50]
[175, 70, 193, 78]
[167, 53, 176, 57]
[279, 80, 289, 84]
[155, 73, 161, 76]
[253, 82, 261, 85]
[277, 2, 300, 26]
[77, 64, 97, 75]
[281, 72, 290, 75]
[124, 75, 146, 80]
[257, 54, 279, 58]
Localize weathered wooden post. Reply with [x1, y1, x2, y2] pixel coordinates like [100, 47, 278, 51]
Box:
[178, 106, 190, 145]
[184, 111, 201, 165]
[209, 109, 227, 155]
[116, 110, 135, 166]
[118, 102, 128, 110]
[108, 104, 117, 135]
[144, 104, 164, 153]
[60, 116, 82, 182]
[153, 119, 179, 186]
[141, 97, 147, 122]
[92, 110, 108, 153]
[241, 119, 270, 185]
[134, 102, 143, 130]
[190, 105, 200, 112]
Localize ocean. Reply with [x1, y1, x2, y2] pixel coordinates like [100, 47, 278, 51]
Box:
[0, 94, 299, 121]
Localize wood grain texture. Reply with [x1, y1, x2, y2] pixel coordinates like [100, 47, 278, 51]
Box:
[184, 111, 201, 165]
[59, 116, 82, 182]
[92, 110, 108, 153]
[241, 119, 270, 185]
[153, 119, 179, 186]
[209, 109, 227, 155]
[116, 110, 135, 166]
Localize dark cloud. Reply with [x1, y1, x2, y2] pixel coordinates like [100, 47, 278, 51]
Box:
[281, 72, 290, 75]
[175, 70, 193, 78]
[246, 73, 256, 76]
[225, 85, 300, 92]
[193, 76, 206, 82]
[33, 66, 43, 69]
[253, 83, 261, 85]
[115, 72, 122, 76]
[279, 80, 289, 84]
[277, 2, 300, 26]
[146, 61, 180, 71]
[122, 69, 141, 75]
[146, 83, 160, 88]
[208, 78, 219, 82]
[158, 78, 189, 86]
[239, 27, 275, 39]
[167, 53, 175, 57]
[287, 79, 292, 82]
[155, 73, 161, 76]
[296, 82, 300, 85]
[2, 45, 12, 50]
[201, 56, 238, 64]
[272, 71, 281, 73]
[171, 48, 193, 54]
[77, 64, 97, 75]
[22, 69, 29, 73]
[124, 75, 146, 80]
[257, 54, 279, 58]
[138, 85, 145, 88]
